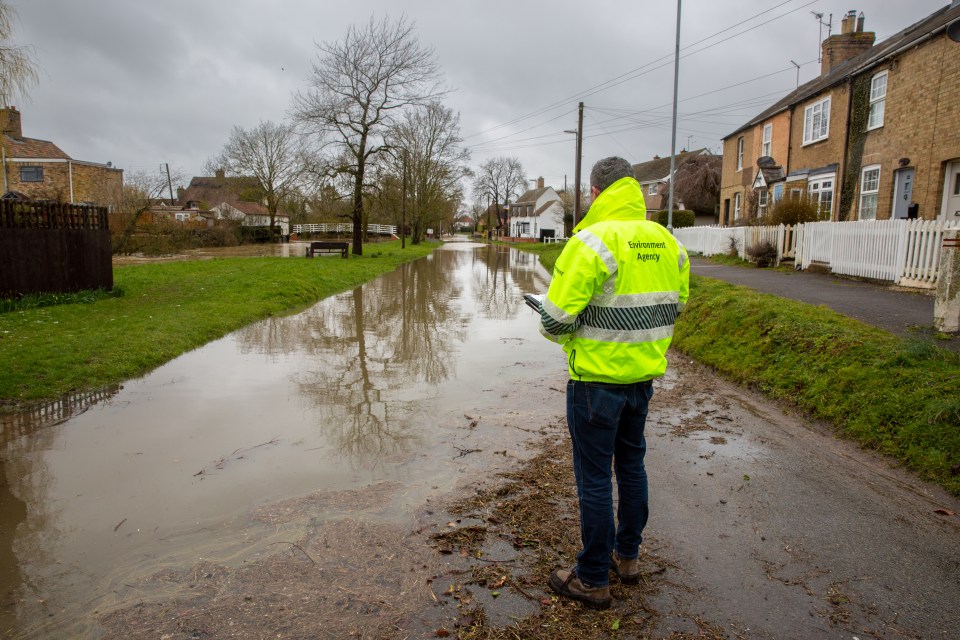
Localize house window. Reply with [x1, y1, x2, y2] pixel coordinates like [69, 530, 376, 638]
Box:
[803, 96, 831, 145]
[790, 188, 803, 201]
[519, 222, 530, 235]
[859, 165, 881, 220]
[175, 213, 190, 222]
[808, 175, 835, 218]
[19, 165, 43, 182]
[868, 71, 887, 130]
[757, 189, 769, 217]
[736, 137, 744, 171]
[761, 124, 772, 157]
[733, 192, 742, 221]
[649, 183, 658, 196]
[773, 183, 784, 204]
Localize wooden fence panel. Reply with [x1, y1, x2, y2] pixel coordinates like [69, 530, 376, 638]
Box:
[0, 200, 112, 297]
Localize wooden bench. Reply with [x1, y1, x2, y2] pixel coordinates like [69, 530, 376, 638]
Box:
[306, 241, 348, 259]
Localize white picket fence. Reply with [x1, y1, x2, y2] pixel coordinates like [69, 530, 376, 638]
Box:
[292, 223, 397, 236]
[675, 219, 960, 288]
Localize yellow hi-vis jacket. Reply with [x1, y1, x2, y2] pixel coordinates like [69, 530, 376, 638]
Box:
[539, 176, 690, 384]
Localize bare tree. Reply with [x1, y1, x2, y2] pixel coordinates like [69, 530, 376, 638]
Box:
[292, 15, 446, 255]
[210, 120, 305, 240]
[468, 200, 486, 232]
[672, 154, 721, 216]
[113, 168, 182, 253]
[471, 156, 526, 234]
[382, 102, 470, 243]
[0, 2, 38, 105]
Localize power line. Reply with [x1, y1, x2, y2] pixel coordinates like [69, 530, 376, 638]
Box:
[463, 0, 818, 143]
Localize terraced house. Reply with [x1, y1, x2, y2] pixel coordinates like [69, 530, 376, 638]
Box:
[720, 3, 960, 225]
[0, 106, 122, 207]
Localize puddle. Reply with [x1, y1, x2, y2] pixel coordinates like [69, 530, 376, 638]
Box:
[0, 242, 564, 638]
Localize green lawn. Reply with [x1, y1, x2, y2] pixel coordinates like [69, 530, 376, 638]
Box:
[516, 242, 960, 496]
[0, 241, 434, 407]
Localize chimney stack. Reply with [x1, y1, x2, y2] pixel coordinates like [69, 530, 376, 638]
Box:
[537, 176, 544, 189]
[821, 10, 875, 75]
[0, 106, 22, 138]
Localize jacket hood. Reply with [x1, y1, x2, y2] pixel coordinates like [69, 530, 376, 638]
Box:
[572, 176, 647, 234]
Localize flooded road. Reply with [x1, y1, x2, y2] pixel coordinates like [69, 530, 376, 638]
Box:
[0, 242, 564, 638]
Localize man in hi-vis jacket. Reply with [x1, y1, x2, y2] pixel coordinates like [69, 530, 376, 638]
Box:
[539, 156, 690, 609]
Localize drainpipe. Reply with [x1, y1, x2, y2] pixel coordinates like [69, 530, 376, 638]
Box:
[1, 146, 6, 193]
[68, 160, 74, 203]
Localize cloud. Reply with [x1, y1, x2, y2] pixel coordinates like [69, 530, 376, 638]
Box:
[8, 0, 949, 198]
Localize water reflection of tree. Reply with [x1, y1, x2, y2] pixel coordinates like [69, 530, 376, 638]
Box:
[237, 251, 466, 464]
[471, 245, 551, 320]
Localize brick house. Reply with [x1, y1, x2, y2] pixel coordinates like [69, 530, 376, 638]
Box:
[632, 148, 718, 224]
[0, 107, 122, 208]
[507, 177, 563, 241]
[179, 172, 289, 234]
[720, 4, 960, 225]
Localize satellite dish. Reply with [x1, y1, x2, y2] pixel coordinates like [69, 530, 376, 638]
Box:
[948, 19, 960, 43]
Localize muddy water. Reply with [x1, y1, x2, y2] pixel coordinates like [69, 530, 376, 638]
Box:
[0, 242, 563, 638]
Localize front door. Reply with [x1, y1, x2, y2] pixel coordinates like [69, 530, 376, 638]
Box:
[942, 161, 960, 221]
[892, 167, 915, 219]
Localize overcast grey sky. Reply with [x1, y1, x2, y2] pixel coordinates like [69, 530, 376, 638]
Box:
[8, 0, 952, 201]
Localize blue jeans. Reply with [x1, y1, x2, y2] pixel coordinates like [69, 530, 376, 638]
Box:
[566, 379, 653, 587]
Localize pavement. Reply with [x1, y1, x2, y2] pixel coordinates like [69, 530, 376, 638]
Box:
[690, 256, 960, 350]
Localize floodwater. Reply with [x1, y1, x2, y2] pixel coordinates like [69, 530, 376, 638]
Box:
[0, 241, 564, 638]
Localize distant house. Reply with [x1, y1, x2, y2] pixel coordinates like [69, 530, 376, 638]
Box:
[453, 212, 474, 232]
[631, 149, 716, 222]
[720, 5, 960, 225]
[0, 106, 122, 208]
[179, 171, 289, 234]
[507, 177, 563, 240]
[211, 201, 289, 236]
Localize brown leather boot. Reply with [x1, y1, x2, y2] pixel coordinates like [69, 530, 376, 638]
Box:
[610, 551, 640, 585]
[548, 569, 611, 609]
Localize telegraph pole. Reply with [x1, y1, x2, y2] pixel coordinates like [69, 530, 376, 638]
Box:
[163, 163, 175, 204]
[574, 101, 584, 228]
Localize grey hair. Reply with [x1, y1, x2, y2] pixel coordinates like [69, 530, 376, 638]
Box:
[590, 157, 634, 193]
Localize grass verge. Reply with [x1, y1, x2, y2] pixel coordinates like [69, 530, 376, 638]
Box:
[516, 242, 960, 496]
[0, 241, 434, 408]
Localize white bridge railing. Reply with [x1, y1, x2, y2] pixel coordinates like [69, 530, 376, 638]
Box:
[293, 223, 397, 236]
[675, 219, 960, 288]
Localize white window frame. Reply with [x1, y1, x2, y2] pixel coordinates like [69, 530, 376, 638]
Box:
[733, 192, 742, 221]
[858, 165, 881, 220]
[761, 124, 772, 157]
[808, 174, 835, 219]
[867, 71, 887, 131]
[736, 137, 744, 171]
[757, 189, 769, 217]
[803, 96, 831, 145]
[649, 183, 658, 195]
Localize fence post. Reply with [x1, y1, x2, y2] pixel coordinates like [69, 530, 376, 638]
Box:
[935, 229, 960, 332]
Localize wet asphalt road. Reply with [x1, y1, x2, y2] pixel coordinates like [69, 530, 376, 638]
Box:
[644, 356, 960, 639]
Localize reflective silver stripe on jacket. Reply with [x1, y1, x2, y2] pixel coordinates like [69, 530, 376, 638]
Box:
[577, 323, 676, 344]
[578, 229, 619, 294]
[540, 296, 580, 336]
